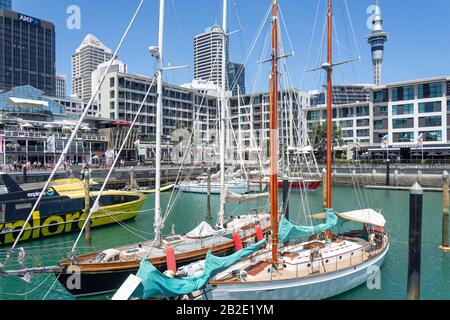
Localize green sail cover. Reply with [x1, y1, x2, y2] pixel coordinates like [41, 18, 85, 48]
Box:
[134, 239, 267, 299]
[278, 208, 338, 243]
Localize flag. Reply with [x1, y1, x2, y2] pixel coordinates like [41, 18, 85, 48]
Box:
[354, 137, 362, 149]
[416, 133, 424, 149]
[381, 135, 389, 149]
[46, 135, 56, 153]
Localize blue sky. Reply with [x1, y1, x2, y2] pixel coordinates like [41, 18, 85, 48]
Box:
[13, 0, 450, 94]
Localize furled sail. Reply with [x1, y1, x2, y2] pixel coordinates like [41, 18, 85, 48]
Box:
[225, 191, 269, 204]
[278, 208, 338, 243]
[134, 239, 267, 299]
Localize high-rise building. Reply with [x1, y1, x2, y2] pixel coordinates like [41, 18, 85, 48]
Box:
[72, 34, 113, 101]
[367, 0, 388, 86]
[55, 74, 66, 98]
[228, 62, 245, 96]
[0, 9, 56, 94]
[0, 0, 11, 9]
[194, 26, 228, 90]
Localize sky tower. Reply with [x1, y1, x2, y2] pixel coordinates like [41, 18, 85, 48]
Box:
[367, 0, 388, 85]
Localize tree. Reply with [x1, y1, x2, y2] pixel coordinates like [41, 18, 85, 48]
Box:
[311, 123, 344, 161]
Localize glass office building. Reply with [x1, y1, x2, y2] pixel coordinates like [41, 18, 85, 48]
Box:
[0, 8, 56, 95]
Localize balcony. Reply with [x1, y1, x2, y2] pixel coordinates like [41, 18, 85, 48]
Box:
[2, 131, 107, 142]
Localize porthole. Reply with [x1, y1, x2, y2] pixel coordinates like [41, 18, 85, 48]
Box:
[307, 263, 311, 268]
[351, 252, 354, 256]
[339, 256, 342, 260]
[325, 260, 329, 264]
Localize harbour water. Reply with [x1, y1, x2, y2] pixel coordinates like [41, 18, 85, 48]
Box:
[0, 186, 449, 300]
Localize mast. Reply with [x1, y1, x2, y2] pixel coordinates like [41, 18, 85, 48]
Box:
[154, 0, 165, 243]
[270, 0, 279, 266]
[326, 0, 333, 209]
[218, 0, 228, 228]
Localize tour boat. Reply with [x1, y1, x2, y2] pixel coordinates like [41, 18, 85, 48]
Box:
[0, 174, 145, 245]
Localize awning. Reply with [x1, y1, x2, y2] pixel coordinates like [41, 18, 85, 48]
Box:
[337, 209, 386, 227]
[9, 97, 49, 107]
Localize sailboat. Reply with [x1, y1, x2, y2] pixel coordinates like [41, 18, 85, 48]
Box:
[130, 0, 389, 301]
[55, 0, 270, 297]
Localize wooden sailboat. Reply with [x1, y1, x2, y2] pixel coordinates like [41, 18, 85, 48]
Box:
[193, 0, 390, 300]
[56, 0, 270, 297]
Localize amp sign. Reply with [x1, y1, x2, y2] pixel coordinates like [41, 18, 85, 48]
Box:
[18, 14, 40, 26]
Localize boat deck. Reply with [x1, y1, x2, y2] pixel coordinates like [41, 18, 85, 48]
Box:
[211, 236, 388, 284]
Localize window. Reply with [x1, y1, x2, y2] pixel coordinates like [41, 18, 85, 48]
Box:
[374, 90, 388, 103]
[418, 82, 442, 99]
[419, 101, 441, 113]
[392, 104, 414, 115]
[356, 106, 369, 116]
[447, 101, 450, 112]
[356, 119, 369, 127]
[392, 86, 414, 102]
[393, 119, 412, 129]
[110, 77, 115, 87]
[374, 120, 383, 130]
[379, 106, 388, 116]
[394, 132, 414, 143]
[357, 129, 369, 137]
[420, 131, 442, 142]
[307, 111, 320, 121]
[342, 130, 353, 138]
[340, 108, 354, 118]
[340, 120, 353, 128]
[420, 116, 442, 127]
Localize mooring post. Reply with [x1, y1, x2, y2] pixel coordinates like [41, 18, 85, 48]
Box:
[407, 183, 423, 300]
[130, 166, 136, 191]
[385, 159, 390, 186]
[283, 176, 289, 220]
[322, 168, 327, 211]
[440, 171, 450, 252]
[83, 168, 92, 245]
[207, 167, 212, 220]
[394, 170, 399, 186]
[417, 170, 423, 185]
[372, 169, 376, 186]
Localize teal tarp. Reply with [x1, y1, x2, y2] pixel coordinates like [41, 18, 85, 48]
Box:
[135, 239, 267, 299]
[278, 208, 338, 243]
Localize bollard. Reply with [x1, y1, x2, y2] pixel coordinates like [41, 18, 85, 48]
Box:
[417, 170, 423, 185]
[83, 169, 92, 245]
[322, 169, 327, 211]
[394, 170, 399, 187]
[130, 167, 136, 191]
[372, 169, 377, 186]
[283, 177, 290, 220]
[207, 168, 212, 220]
[407, 183, 423, 300]
[385, 159, 390, 186]
[440, 171, 450, 252]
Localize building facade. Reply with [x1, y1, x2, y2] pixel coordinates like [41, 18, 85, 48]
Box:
[0, 0, 11, 9]
[55, 74, 66, 98]
[0, 9, 56, 95]
[228, 62, 245, 96]
[72, 34, 113, 101]
[305, 77, 450, 160]
[194, 26, 228, 90]
[0, 86, 108, 165]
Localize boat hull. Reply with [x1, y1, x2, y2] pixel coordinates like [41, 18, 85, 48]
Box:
[254, 179, 322, 191]
[176, 183, 261, 195]
[0, 200, 144, 246]
[57, 246, 236, 297]
[204, 244, 388, 300]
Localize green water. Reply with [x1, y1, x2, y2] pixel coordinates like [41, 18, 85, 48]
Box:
[0, 187, 449, 300]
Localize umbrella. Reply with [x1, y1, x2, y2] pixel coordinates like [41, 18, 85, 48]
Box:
[44, 124, 53, 130]
[428, 152, 439, 157]
[62, 126, 72, 132]
[22, 123, 33, 129]
[373, 152, 384, 157]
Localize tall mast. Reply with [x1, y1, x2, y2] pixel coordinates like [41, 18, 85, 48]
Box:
[325, 0, 333, 209]
[218, 0, 228, 228]
[154, 0, 165, 243]
[270, 0, 279, 266]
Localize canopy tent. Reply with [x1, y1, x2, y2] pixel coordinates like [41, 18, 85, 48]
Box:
[186, 222, 217, 239]
[134, 239, 267, 299]
[278, 208, 338, 243]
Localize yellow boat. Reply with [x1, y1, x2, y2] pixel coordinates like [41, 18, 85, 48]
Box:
[0, 174, 146, 245]
[137, 183, 175, 194]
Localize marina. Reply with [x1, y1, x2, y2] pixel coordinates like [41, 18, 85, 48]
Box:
[0, 0, 449, 304]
